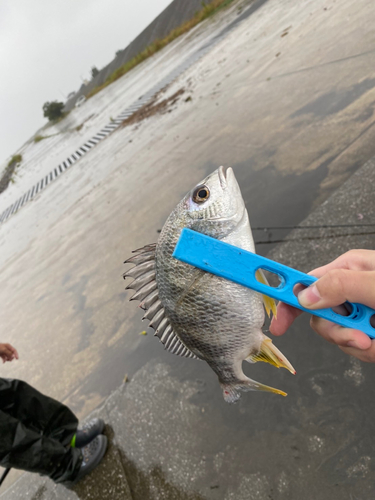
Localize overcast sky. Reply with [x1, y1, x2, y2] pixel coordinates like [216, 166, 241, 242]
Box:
[0, 0, 172, 165]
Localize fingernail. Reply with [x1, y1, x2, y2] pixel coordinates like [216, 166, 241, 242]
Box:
[346, 341, 362, 349]
[298, 284, 321, 308]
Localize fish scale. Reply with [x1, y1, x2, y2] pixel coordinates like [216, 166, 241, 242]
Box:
[124, 167, 295, 402]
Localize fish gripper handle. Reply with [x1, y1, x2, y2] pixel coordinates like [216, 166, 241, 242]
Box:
[173, 228, 375, 339]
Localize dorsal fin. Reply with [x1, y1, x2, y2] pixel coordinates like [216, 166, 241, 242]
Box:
[124, 243, 199, 360]
[155, 325, 197, 359]
[130, 243, 157, 254]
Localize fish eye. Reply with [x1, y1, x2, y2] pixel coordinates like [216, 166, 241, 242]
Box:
[192, 185, 210, 203]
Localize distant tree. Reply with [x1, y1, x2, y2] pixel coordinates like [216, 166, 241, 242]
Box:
[115, 50, 123, 57]
[91, 66, 99, 79]
[42, 101, 64, 121]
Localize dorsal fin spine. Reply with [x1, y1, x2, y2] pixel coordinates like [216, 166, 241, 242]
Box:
[139, 289, 159, 309]
[155, 317, 169, 335]
[149, 309, 165, 329]
[125, 243, 199, 360]
[142, 300, 162, 321]
[124, 260, 155, 279]
[130, 281, 157, 301]
[126, 270, 156, 291]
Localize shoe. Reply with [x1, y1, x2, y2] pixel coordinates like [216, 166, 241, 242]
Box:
[75, 418, 105, 448]
[69, 435, 108, 486]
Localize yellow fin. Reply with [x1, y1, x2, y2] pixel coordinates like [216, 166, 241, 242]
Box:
[255, 269, 277, 318]
[253, 382, 287, 397]
[221, 380, 287, 402]
[247, 336, 296, 374]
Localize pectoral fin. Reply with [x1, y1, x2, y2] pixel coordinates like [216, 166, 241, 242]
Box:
[246, 336, 296, 374]
[255, 269, 277, 318]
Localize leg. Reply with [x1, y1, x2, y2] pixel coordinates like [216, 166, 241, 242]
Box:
[0, 378, 77, 446]
[0, 409, 82, 483]
[0, 378, 81, 483]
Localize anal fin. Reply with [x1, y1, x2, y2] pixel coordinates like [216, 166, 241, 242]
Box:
[247, 336, 296, 374]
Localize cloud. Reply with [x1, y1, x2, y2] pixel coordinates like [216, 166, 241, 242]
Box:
[0, 0, 171, 164]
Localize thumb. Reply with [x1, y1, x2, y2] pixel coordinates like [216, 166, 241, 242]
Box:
[297, 269, 375, 310]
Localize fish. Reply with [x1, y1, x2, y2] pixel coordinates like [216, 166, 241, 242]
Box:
[124, 166, 295, 403]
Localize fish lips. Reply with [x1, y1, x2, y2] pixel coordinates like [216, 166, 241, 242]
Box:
[218, 166, 245, 219]
[218, 166, 241, 200]
[218, 165, 232, 189]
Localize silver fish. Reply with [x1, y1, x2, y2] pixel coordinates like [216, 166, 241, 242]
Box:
[124, 167, 295, 403]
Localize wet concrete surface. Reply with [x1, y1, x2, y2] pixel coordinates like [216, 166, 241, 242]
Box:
[5, 156, 375, 497]
[230, 160, 330, 255]
[1, 0, 375, 497]
[291, 77, 375, 118]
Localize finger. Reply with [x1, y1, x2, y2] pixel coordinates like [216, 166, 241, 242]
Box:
[2, 348, 14, 359]
[339, 343, 375, 363]
[3, 344, 19, 360]
[270, 302, 303, 336]
[298, 269, 375, 310]
[308, 249, 375, 278]
[310, 316, 372, 350]
[293, 283, 306, 296]
[10, 347, 19, 359]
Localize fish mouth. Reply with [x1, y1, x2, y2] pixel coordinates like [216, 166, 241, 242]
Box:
[218, 166, 228, 188]
[218, 166, 236, 190]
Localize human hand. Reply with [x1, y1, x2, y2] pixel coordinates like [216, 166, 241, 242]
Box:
[0, 343, 19, 363]
[270, 249, 375, 362]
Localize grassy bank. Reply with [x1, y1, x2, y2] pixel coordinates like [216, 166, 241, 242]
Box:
[87, 0, 236, 99]
[34, 135, 46, 143]
[0, 155, 22, 194]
